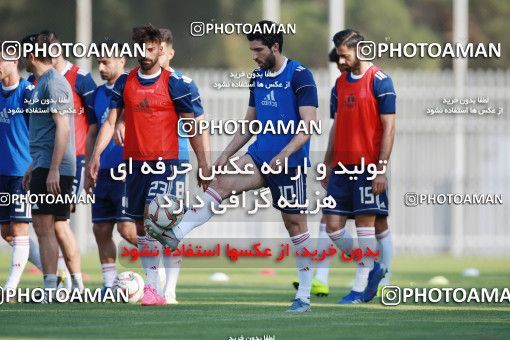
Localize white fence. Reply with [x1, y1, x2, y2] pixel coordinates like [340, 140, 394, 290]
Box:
[9, 68, 510, 256]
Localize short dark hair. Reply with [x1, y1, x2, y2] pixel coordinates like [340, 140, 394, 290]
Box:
[20, 32, 52, 63]
[98, 37, 119, 49]
[159, 28, 173, 45]
[132, 23, 162, 45]
[246, 20, 283, 52]
[332, 29, 364, 48]
[328, 47, 339, 63]
[39, 30, 60, 45]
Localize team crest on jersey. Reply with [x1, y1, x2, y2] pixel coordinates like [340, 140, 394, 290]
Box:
[346, 94, 355, 108]
[261, 90, 278, 107]
[135, 98, 153, 113]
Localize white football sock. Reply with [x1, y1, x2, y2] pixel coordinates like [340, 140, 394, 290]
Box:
[327, 227, 353, 253]
[4, 236, 30, 290]
[70, 273, 84, 292]
[163, 256, 182, 298]
[143, 235, 161, 288]
[291, 231, 313, 304]
[28, 237, 43, 271]
[43, 274, 58, 289]
[101, 263, 117, 288]
[158, 266, 166, 294]
[377, 229, 393, 286]
[314, 223, 331, 284]
[173, 187, 222, 240]
[138, 236, 150, 284]
[351, 226, 376, 292]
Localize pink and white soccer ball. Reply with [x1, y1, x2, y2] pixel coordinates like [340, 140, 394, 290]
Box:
[112, 271, 144, 304]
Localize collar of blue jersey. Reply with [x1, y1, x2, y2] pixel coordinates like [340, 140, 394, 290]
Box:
[137, 66, 162, 79]
[349, 62, 373, 80]
[1, 81, 20, 91]
[264, 57, 288, 78]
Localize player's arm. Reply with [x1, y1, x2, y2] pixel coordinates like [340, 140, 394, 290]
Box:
[170, 74, 211, 189]
[372, 114, 395, 195]
[372, 73, 396, 195]
[113, 110, 125, 146]
[89, 75, 126, 181]
[89, 108, 120, 180]
[322, 84, 338, 189]
[322, 117, 336, 189]
[189, 79, 211, 164]
[47, 110, 71, 195]
[84, 122, 98, 193]
[269, 67, 318, 169]
[183, 112, 211, 188]
[270, 105, 317, 170]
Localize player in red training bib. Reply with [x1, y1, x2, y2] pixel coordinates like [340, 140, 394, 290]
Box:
[88, 24, 210, 306]
[322, 29, 396, 304]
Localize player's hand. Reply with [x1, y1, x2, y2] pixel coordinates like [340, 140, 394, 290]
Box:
[83, 173, 94, 194]
[321, 167, 332, 190]
[46, 168, 61, 195]
[213, 153, 229, 169]
[372, 174, 387, 196]
[88, 155, 100, 182]
[269, 153, 286, 172]
[23, 166, 33, 191]
[197, 162, 212, 191]
[114, 121, 125, 146]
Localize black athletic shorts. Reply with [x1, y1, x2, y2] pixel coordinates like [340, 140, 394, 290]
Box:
[30, 167, 74, 221]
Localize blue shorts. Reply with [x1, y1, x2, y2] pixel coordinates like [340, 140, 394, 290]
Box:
[72, 155, 85, 197]
[249, 155, 307, 215]
[323, 166, 389, 217]
[0, 175, 31, 224]
[91, 169, 134, 224]
[125, 160, 186, 220]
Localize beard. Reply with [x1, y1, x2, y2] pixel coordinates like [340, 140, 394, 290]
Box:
[260, 51, 276, 70]
[344, 58, 361, 73]
[138, 57, 158, 71]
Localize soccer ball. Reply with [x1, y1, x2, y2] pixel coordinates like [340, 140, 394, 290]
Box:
[112, 271, 144, 304]
[147, 194, 185, 229]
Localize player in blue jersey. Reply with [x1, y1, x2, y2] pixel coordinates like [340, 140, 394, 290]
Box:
[146, 20, 319, 312]
[292, 48, 343, 298]
[0, 42, 43, 291]
[83, 39, 137, 294]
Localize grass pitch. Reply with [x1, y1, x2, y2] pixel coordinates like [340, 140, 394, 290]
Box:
[0, 254, 509, 339]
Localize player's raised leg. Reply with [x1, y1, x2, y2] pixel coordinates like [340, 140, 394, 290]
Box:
[146, 154, 265, 247]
